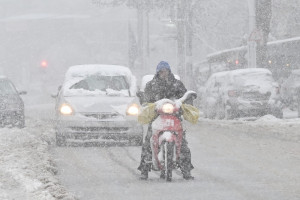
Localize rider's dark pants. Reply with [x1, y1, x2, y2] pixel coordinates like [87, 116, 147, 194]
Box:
[137, 125, 194, 174]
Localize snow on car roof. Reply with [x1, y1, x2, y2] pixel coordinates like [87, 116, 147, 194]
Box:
[229, 68, 272, 76]
[208, 71, 230, 80]
[65, 64, 133, 79]
[63, 64, 137, 96]
[227, 68, 275, 93]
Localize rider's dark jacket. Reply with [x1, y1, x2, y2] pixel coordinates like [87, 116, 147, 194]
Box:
[144, 72, 187, 103]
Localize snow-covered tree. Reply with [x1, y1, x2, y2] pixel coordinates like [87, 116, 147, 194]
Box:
[271, 0, 300, 39]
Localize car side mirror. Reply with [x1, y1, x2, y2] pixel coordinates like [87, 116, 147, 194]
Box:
[51, 85, 62, 98]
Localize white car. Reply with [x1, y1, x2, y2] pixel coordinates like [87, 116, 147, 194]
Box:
[202, 68, 283, 119]
[54, 64, 143, 146]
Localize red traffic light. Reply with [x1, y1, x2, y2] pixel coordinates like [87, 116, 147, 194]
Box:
[41, 60, 48, 68]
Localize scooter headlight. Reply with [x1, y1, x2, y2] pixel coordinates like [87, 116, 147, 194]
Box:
[162, 103, 174, 114]
[126, 104, 139, 116]
[60, 104, 73, 115]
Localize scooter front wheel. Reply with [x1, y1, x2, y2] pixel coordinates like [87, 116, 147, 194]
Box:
[164, 141, 175, 182]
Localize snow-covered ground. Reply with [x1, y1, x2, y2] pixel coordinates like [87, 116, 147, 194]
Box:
[53, 115, 300, 200]
[1, 99, 299, 199]
[0, 93, 77, 200]
[0, 117, 76, 200]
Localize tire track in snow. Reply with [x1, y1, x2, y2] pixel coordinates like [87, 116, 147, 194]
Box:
[192, 167, 264, 200]
[104, 147, 140, 178]
[120, 146, 139, 162]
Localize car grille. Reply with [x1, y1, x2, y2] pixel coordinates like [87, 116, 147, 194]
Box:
[84, 113, 120, 119]
[70, 127, 129, 133]
[241, 92, 271, 101]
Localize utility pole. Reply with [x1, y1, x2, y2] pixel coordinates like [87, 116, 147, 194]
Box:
[256, 0, 272, 67]
[176, 0, 193, 89]
[247, 0, 257, 68]
[185, 1, 193, 90]
[176, 0, 186, 84]
[137, 5, 144, 75]
[135, 2, 150, 77]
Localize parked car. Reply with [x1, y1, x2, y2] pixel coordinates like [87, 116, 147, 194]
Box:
[0, 76, 26, 128]
[201, 71, 230, 119]
[280, 69, 300, 111]
[202, 68, 283, 119]
[54, 64, 143, 146]
[136, 74, 180, 105]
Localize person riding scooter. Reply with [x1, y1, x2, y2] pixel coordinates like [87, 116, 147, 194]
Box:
[137, 61, 194, 180]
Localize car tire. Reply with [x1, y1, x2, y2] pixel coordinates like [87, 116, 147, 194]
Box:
[216, 103, 225, 120]
[275, 110, 283, 119]
[14, 114, 25, 128]
[17, 119, 25, 128]
[270, 107, 283, 119]
[56, 133, 66, 147]
[225, 108, 236, 120]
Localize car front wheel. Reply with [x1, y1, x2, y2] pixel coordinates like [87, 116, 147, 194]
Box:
[225, 107, 237, 120]
[13, 113, 25, 128]
[216, 103, 225, 120]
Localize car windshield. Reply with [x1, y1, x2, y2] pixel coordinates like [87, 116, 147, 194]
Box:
[0, 80, 17, 95]
[67, 75, 130, 96]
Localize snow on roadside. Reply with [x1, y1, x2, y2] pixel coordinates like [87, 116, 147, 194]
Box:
[0, 118, 76, 200]
[199, 115, 300, 142]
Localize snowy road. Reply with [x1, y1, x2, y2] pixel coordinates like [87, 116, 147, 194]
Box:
[53, 120, 300, 200]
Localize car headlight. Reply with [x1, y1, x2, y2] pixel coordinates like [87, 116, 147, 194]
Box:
[126, 104, 139, 116]
[162, 103, 174, 114]
[60, 104, 73, 115]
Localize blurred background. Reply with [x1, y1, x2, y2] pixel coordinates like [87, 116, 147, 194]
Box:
[0, 0, 299, 102]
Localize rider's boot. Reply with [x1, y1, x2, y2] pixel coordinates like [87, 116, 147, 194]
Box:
[140, 170, 148, 180]
[182, 171, 194, 180]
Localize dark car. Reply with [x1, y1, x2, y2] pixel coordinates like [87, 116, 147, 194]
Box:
[0, 76, 26, 128]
